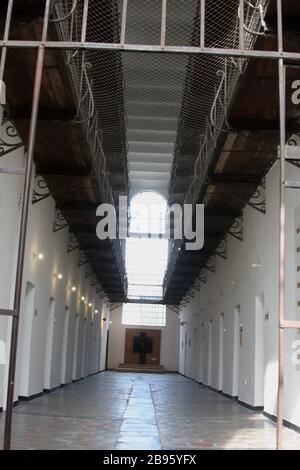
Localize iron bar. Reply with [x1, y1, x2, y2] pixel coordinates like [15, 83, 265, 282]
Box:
[1, 40, 300, 62]
[0, 0, 14, 83]
[276, 0, 285, 451]
[160, 0, 167, 49]
[120, 0, 128, 47]
[3, 0, 51, 451]
[0, 168, 25, 175]
[0, 309, 18, 317]
[200, 0, 205, 49]
[80, 0, 89, 44]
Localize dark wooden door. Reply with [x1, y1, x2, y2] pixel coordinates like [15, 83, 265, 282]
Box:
[124, 329, 161, 365]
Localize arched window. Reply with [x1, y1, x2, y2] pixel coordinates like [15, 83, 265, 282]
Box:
[123, 191, 167, 326]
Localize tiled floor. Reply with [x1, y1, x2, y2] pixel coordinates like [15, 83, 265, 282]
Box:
[0, 372, 300, 450]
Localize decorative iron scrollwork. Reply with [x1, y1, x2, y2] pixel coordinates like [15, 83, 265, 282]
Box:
[67, 232, 79, 253]
[78, 250, 88, 267]
[53, 209, 68, 233]
[0, 122, 23, 158]
[215, 237, 227, 259]
[228, 217, 243, 241]
[32, 176, 51, 204]
[287, 135, 300, 168]
[206, 256, 216, 273]
[248, 180, 266, 214]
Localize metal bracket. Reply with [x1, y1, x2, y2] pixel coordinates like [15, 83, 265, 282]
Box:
[67, 232, 79, 253]
[228, 216, 243, 241]
[247, 180, 266, 214]
[206, 255, 216, 273]
[53, 208, 68, 232]
[215, 236, 227, 259]
[78, 251, 88, 267]
[32, 175, 51, 204]
[0, 122, 23, 158]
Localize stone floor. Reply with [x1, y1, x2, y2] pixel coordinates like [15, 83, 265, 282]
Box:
[0, 371, 300, 450]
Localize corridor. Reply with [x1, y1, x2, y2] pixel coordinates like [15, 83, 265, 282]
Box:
[1, 372, 300, 450]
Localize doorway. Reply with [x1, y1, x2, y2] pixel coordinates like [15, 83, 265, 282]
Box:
[208, 319, 213, 386]
[233, 306, 240, 397]
[218, 313, 224, 391]
[19, 282, 35, 395]
[44, 298, 55, 390]
[72, 313, 80, 380]
[255, 294, 265, 407]
[124, 328, 161, 365]
[61, 307, 70, 384]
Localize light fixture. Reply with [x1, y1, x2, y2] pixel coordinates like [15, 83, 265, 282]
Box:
[54, 273, 63, 280]
[231, 280, 238, 285]
[252, 263, 261, 268]
[109, 320, 112, 325]
[94, 309, 98, 314]
[88, 302, 92, 308]
[34, 252, 44, 260]
[71, 286, 76, 292]
[81, 296, 85, 301]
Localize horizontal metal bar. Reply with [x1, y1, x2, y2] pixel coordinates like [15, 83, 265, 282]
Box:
[285, 180, 300, 189]
[0, 309, 18, 317]
[1, 40, 300, 61]
[281, 320, 300, 329]
[0, 168, 26, 175]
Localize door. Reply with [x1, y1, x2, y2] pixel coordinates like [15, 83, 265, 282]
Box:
[233, 306, 240, 397]
[44, 298, 55, 389]
[218, 313, 224, 391]
[208, 320, 213, 386]
[124, 328, 161, 365]
[61, 307, 70, 384]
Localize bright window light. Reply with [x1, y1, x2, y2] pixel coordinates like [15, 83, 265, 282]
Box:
[124, 191, 168, 325]
[122, 303, 166, 327]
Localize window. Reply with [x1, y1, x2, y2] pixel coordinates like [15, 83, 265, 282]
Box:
[122, 303, 166, 327]
[123, 191, 168, 326]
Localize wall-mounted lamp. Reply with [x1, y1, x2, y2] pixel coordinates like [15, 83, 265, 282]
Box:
[34, 252, 44, 260]
[88, 302, 92, 308]
[231, 280, 238, 285]
[251, 263, 261, 268]
[71, 286, 77, 292]
[94, 309, 98, 314]
[81, 296, 85, 302]
[54, 273, 63, 280]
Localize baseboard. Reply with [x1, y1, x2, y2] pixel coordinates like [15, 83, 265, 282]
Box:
[264, 411, 300, 434]
[43, 385, 61, 394]
[19, 392, 44, 402]
[238, 399, 264, 412]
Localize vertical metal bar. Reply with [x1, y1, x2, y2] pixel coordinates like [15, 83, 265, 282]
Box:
[0, 0, 14, 83]
[3, 0, 51, 451]
[160, 0, 167, 49]
[120, 0, 128, 47]
[200, 0, 205, 49]
[81, 0, 89, 44]
[239, 0, 245, 51]
[276, 0, 285, 451]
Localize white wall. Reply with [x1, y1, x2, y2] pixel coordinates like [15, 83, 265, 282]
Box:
[179, 161, 300, 430]
[0, 114, 109, 408]
[107, 306, 180, 371]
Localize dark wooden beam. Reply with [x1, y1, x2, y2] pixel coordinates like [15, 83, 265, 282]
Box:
[9, 108, 76, 121]
[229, 118, 300, 133]
[205, 207, 242, 218]
[58, 202, 98, 211]
[208, 174, 262, 185]
[40, 168, 93, 177]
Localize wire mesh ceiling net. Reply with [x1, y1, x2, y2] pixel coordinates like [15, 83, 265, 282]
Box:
[51, 0, 267, 207]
